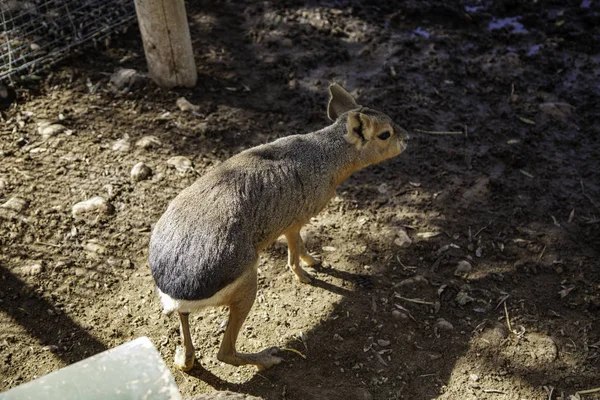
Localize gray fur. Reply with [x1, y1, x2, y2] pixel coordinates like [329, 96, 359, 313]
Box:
[149, 84, 408, 301]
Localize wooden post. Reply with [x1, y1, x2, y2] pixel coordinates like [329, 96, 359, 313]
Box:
[134, 0, 197, 89]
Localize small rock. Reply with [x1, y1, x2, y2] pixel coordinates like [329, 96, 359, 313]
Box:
[1, 196, 29, 213]
[110, 68, 144, 91]
[538, 102, 574, 121]
[392, 310, 409, 321]
[469, 373, 479, 382]
[83, 241, 106, 255]
[107, 257, 132, 269]
[394, 229, 412, 248]
[131, 162, 152, 182]
[44, 345, 59, 353]
[167, 156, 193, 173]
[72, 196, 114, 218]
[377, 339, 391, 347]
[394, 275, 427, 288]
[176, 97, 200, 112]
[135, 135, 162, 149]
[377, 183, 388, 194]
[156, 111, 172, 121]
[37, 123, 66, 138]
[112, 136, 131, 152]
[434, 318, 454, 336]
[333, 333, 344, 342]
[455, 290, 474, 306]
[454, 260, 473, 278]
[23, 263, 44, 276]
[475, 247, 483, 257]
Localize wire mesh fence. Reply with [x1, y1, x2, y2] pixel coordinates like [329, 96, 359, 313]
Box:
[0, 0, 136, 83]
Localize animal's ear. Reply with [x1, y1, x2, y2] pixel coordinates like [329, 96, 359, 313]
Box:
[344, 111, 377, 147]
[328, 83, 360, 121]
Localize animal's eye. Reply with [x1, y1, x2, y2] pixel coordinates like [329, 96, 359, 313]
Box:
[378, 131, 391, 140]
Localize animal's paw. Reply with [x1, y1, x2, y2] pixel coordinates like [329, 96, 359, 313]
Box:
[294, 268, 313, 284]
[174, 346, 195, 371]
[255, 346, 283, 371]
[301, 252, 322, 267]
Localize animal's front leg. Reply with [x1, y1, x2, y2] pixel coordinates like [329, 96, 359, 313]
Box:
[284, 228, 313, 283]
[298, 235, 321, 267]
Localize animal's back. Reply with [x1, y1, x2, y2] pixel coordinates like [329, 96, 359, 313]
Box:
[149, 130, 343, 301]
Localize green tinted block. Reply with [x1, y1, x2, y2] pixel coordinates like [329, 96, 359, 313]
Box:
[0, 336, 181, 400]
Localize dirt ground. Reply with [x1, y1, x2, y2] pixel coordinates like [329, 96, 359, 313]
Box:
[1, 1, 599, 399]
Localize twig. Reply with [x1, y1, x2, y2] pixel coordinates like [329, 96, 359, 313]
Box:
[504, 302, 513, 332]
[371, 348, 388, 366]
[543, 385, 554, 400]
[394, 304, 418, 323]
[396, 256, 415, 270]
[280, 347, 306, 359]
[581, 180, 600, 211]
[13, 167, 33, 179]
[536, 245, 546, 263]
[36, 241, 62, 248]
[394, 293, 435, 305]
[495, 294, 510, 310]
[414, 129, 463, 135]
[473, 222, 490, 239]
[255, 373, 273, 383]
[577, 387, 600, 395]
[584, 193, 600, 211]
[483, 389, 506, 394]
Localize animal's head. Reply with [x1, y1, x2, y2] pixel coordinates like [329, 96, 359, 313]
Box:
[328, 83, 408, 165]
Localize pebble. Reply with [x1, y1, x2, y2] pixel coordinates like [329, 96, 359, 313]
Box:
[454, 260, 472, 278]
[538, 102, 574, 121]
[1, 196, 29, 213]
[23, 263, 44, 276]
[176, 97, 200, 112]
[475, 247, 483, 257]
[377, 339, 391, 347]
[333, 333, 344, 342]
[131, 162, 152, 182]
[37, 122, 66, 138]
[44, 345, 59, 353]
[112, 136, 131, 152]
[392, 310, 409, 321]
[455, 290, 474, 306]
[394, 275, 427, 288]
[394, 229, 412, 248]
[135, 135, 161, 149]
[107, 257, 133, 269]
[167, 156, 193, 173]
[434, 318, 454, 335]
[110, 68, 144, 91]
[72, 196, 114, 218]
[83, 241, 106, 255]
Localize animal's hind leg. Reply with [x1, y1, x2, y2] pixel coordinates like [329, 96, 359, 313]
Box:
[174, 312, 195, 371]
[217, 268, 282, 370]
[285, 228, 314, 283]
